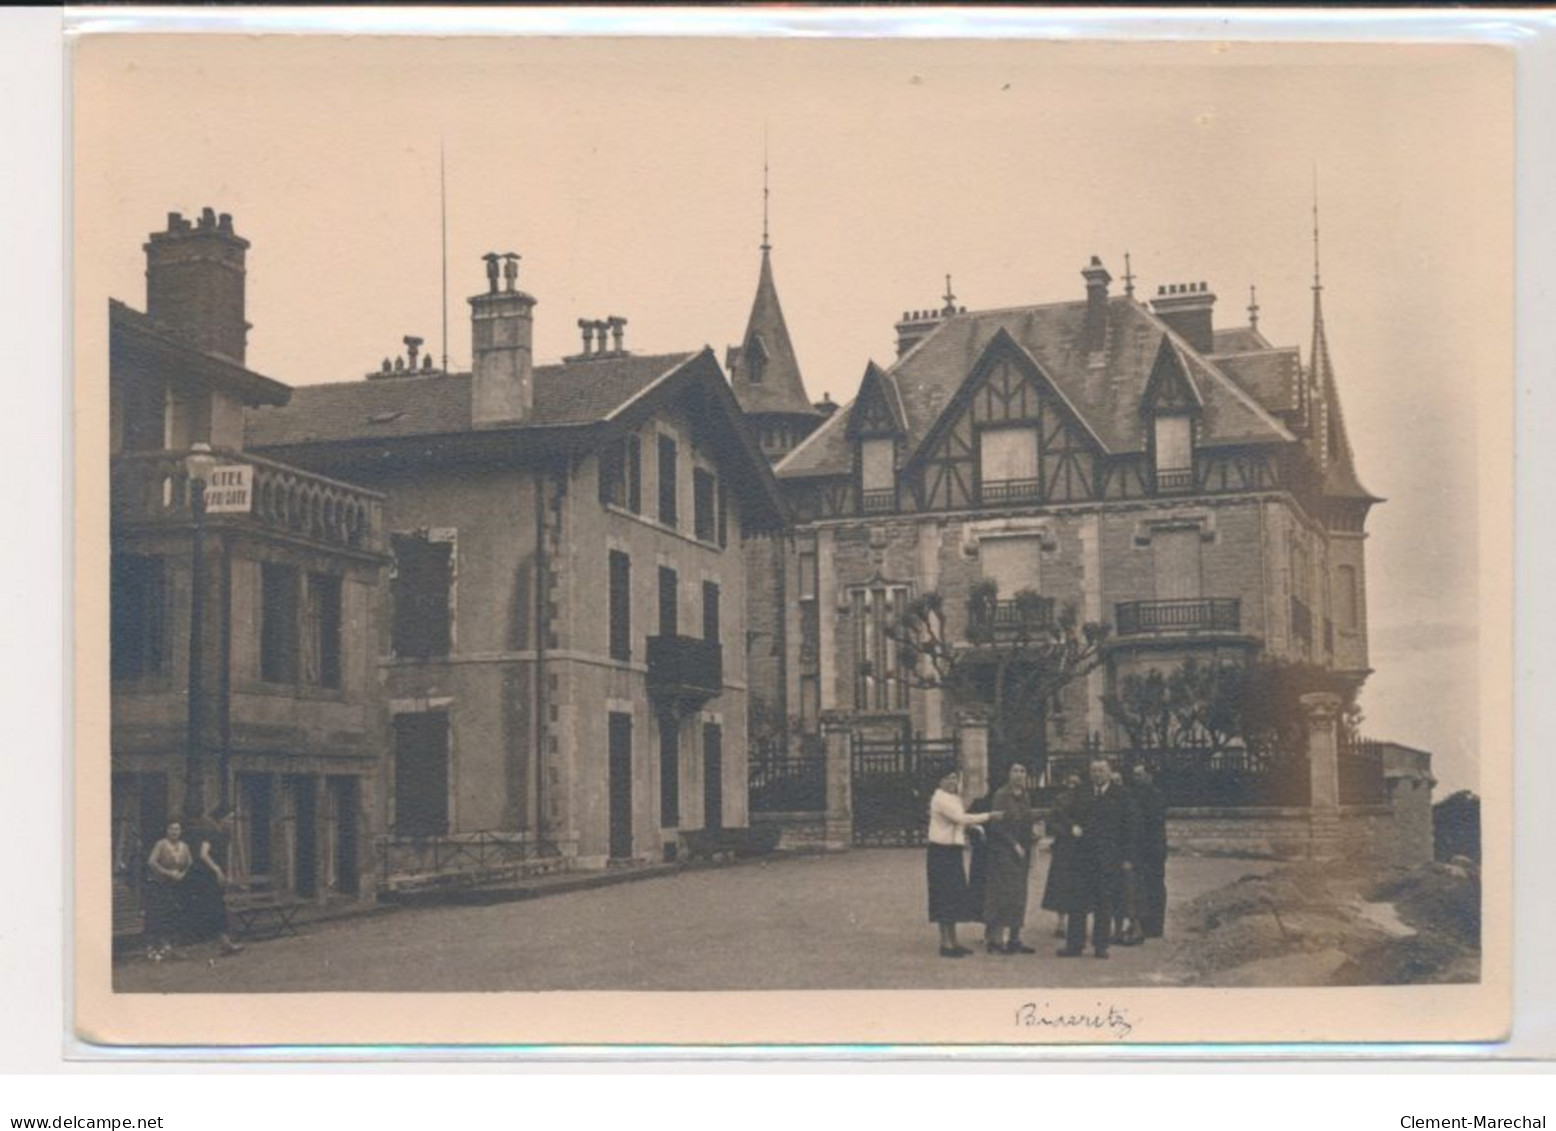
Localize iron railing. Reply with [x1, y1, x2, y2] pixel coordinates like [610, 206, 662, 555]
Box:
[979, 477, 1042, 505]
[1339, 734, 1386, 806]
[850, 734, 960, 846]
[1045, 745, 1312, 808]
[968, 596, 1057, 638]
[749, 738, 827, 812]
[859, 487, 896, 514]
[374, 831, 563, 892]
[1115, 598, 1241, 636]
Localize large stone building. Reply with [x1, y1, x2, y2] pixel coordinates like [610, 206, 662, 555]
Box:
[110, 209, 389, 927]
[247, 253, 787, 873]
[770, 255, 1378, 783]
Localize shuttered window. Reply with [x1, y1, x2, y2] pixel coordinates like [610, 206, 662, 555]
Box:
[608, 550, 631, 661]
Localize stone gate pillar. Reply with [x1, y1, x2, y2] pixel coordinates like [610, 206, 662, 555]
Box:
[1301, 691, 1343, 861]
[957, 712, 990, 802]
[821, 719, 853, 852]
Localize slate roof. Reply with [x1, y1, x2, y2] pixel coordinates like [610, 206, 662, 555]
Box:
[1212, 347, 1303, 417]
[245, 353, 696, 448]
[725, 250, 820, 419]
[779, 296, 1295, 479]
[110, 300, 291, 408]
[1212, 326, 1272, 355]
[1307, 289, 1373, 500]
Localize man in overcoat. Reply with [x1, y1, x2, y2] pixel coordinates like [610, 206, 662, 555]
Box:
[1057, 758, 1138, 959]
[1130, 763, 1169, 940]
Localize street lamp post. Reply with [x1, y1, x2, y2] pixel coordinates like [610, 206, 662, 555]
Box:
[183, 443, 217, 815]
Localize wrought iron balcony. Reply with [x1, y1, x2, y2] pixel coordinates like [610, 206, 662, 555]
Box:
[1155, 467, 1195, 493]
[979, 477, 1041, 505]
[859, 487, 896, 514]
[646, 634, 723, 705]
[111, 448, 385, 554]
[1115, 598, 1241, 636]
[968, 596, 1056, 639]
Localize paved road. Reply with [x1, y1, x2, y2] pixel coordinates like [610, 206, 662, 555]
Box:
[114, 850, 1270, 993]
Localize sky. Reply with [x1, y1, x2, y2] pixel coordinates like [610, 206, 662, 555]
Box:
[76, 35, 1513, 797]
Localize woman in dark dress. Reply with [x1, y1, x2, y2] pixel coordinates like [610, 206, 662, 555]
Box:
[965, 793, 994, 952]
[181, 805, 243, 955]
[1041, 774, 1084, 939]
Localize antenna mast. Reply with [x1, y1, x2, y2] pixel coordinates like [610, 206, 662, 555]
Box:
[441, 139, 449, 372]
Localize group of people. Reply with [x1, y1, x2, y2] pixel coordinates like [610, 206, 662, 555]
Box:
[141, 804, 244, 961]
[926, 758, 1169, 959]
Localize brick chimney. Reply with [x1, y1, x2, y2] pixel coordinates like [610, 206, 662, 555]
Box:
[469, 251, 536, 427]
[144, 207, 251, 362]
[1081, 256, 1112, 355]
[894, 278, 964, 358]
[1150, 281, 1217, 355]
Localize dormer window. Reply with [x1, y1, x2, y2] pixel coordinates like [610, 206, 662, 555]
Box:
[860, 437, 896, 513]
[746, 335, 770, 384]
[1153, 414, 1193, 492]
[978, 425, 1040, 504]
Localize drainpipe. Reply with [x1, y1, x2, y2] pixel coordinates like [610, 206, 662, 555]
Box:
[218, 533, 233, 810]
[533, 469, 548, 851]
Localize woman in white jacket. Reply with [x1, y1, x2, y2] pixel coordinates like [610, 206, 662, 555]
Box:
[926, 771, 1000, 958]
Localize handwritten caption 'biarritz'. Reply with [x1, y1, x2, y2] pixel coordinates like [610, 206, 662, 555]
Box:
[1014, 1001, 1135, 1039]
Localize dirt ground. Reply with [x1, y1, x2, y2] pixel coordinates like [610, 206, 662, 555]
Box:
[1162, 857, 1481, 987]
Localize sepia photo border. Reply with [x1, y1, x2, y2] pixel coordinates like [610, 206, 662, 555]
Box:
[66, 8, 1529, 1057]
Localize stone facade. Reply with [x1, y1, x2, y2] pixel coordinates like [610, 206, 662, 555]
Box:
[771, 260, 1382, 788]
[247, 255, 786, 873]
[110, 211, 389, 916]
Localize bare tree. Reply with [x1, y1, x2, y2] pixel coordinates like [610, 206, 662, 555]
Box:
[879, 579, 1109, 775]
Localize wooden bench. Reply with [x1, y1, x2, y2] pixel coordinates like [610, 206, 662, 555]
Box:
[228, 893, 304, 940]
[678, 825, 782, 863]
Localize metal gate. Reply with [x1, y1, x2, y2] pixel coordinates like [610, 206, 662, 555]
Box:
[850, 734, 959, 847]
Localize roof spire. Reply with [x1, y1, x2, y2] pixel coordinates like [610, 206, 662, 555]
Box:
[1312, 162, 1322, 294]
[942, 273, 957, 315]
[1122, 251, 1136, 298]
[1248, 284, 1260, 330]
[761, 128, 771, 254]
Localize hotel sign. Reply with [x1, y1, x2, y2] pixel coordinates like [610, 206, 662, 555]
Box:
[203, 464, 254, 514]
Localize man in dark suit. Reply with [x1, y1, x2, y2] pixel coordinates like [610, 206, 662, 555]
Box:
[1131, 763, 1169, 940]
[1057, 758, 1137, 959]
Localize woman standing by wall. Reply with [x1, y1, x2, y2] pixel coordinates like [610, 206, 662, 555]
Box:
[182, 804, 244, 956]
[143, 819, 190, 961]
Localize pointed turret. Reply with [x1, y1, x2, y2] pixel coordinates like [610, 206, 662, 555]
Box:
[725, 162, 822, 462]
[1304, 218, 1373, 503]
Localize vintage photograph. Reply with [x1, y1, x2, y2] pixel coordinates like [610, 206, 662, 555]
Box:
[74, 32, 1512, 1046]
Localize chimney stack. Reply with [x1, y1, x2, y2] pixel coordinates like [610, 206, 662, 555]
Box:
[1081, 256, 1112, 356]
[469, 251, 536, 426]
[144, 207, 251, 362]
[1150, 281, 1218, 355]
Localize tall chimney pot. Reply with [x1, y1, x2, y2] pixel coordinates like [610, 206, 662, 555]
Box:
[1081, 256, 1112, 355]
[469, 253, 537, 426]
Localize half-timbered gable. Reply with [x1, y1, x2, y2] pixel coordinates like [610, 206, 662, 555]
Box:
[767, 254, 1381, 776]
